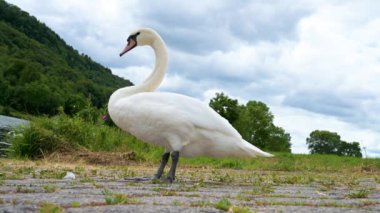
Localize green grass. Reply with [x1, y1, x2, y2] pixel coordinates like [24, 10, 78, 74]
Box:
[229, 206, 252, 213]
[255, 199, 378, 208]
[8, 114, 163, 160]
[347, 189, 370, 198]
[38, 170, 66, 179]
[70, 201, 81, 207]
[181, 152, 380, 172]
[102, 189, 141, 205]
[16, 185, 35, 193]
[190, 200, 213, 207]
[243, 183, 274, 195]
[7, 114, 380, 174]
[43, 185, 60, 193]
[39, 202, 65, 213]
[214, 197, 232, 211]
[152, 187, 178, 196]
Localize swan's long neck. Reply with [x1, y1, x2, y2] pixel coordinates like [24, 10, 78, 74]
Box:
[140, 38, 168, 92]
[108, 35, 168, 108]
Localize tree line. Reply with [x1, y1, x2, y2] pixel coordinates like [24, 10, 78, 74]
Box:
[209, 93, 362, 157]
[307, 130, 362, 157]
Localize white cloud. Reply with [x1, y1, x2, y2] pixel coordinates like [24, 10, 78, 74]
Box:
[112, 66, 151, 85]
[272, 105, 380, 157]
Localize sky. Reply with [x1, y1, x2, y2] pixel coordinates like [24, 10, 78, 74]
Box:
[7, 0, 380, 157]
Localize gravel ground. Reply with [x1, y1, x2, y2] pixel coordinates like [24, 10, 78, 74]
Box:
[0, 161, 379, 213]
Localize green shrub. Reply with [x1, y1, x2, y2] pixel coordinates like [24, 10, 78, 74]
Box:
[8, 114, 162, 160]
[9, 124, 72, 159]
[0, 105, 12, 116]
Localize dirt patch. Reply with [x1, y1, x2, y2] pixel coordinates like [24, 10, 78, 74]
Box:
[76, 151, 137, 165]
[47, 150, 137, 166]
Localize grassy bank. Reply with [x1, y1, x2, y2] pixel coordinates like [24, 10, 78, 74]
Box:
[181, 153, 380, 172]
[6, 114, 380, 173]
[7, 114, 164, 160]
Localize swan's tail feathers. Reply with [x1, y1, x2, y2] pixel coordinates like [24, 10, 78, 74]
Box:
[242, 140, 274, 157]
[258, 150, 274, 157]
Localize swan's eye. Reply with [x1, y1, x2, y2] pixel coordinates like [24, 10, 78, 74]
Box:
[127, 32, 140, 42]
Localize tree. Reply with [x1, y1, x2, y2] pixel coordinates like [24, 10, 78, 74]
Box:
[338, 141, 362, 158]
[209, 92, 240, 125]
[306, 130, 341, 154]
[236, 101, 274, 149]
[15, 82, 62, 115]
[19, 63, 42, 85]
[209, 93, 291, 152]
[306, 130, 362, 157]
[64, 94, 87, 115]
[267, 126, 291, 152]
[0, 78, 10, 105]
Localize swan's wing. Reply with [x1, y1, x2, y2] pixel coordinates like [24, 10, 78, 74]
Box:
[166, 93, 239, 136]
[118, 92, 241, 139]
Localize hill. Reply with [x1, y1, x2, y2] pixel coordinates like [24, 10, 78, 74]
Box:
[0, 0, 132, 115]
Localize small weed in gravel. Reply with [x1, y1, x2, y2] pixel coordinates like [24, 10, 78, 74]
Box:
[230, 205, 252, 213]
[153, 187, 178, 196]
[243, 183, 274, 195]
[39, 202, 65, 213]
[71, 201, 81, 207]
[102, 189, 141, 205]
[43, 185, 59, 193]
[347, 189, 370, 199]
[374, 176, 380, 183]
[16, 185, 35, 193]
[190, 200, 212, 207]
[318, 178, 336, 191]
[215, 197, 232, 211]
[172, 200, 183, 206]
[39, 170, 66, 179]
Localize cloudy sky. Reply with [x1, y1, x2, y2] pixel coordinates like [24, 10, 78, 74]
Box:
[7, 0, 380, 157]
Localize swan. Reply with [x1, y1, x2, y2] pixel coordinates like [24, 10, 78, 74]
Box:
[108, 28, 273, 183]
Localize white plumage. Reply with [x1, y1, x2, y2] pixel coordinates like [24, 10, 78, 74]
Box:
[111, 92, 272, 158]
[108, 28, 272, 181]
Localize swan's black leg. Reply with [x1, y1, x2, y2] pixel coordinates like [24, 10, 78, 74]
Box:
[166, 151, 180, 183]
[154, 152, 170, 179]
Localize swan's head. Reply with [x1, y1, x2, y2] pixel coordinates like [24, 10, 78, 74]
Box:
[119, 28, 159, 57]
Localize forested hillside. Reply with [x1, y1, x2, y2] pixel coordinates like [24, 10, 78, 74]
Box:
[0, 0, 132, 115]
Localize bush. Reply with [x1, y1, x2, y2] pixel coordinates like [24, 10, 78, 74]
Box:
[0, 105, 11, 116]
[8, 114, 162, 159]
[9, 124, 73, 159]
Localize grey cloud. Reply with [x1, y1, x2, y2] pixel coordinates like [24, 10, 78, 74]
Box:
[227, 2, 311, 43]
[133, 1, 311, 55]
[282, 90, 380, 132]
[284, 90, 357, 117]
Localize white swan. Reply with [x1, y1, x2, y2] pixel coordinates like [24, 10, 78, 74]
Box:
[108, 28, 273, 182]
